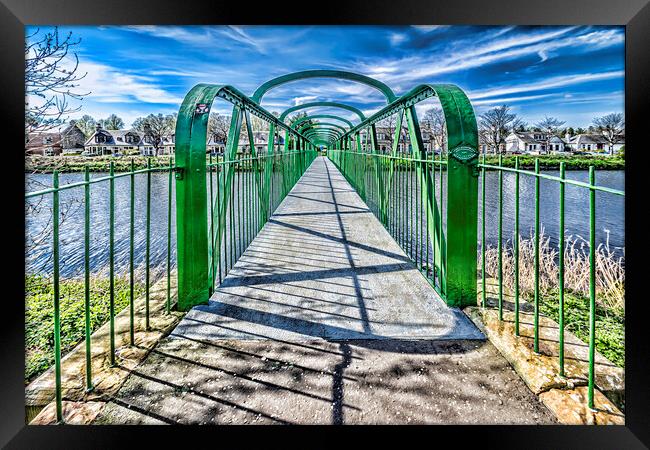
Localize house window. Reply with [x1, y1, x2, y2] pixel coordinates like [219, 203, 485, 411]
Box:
[43, 136, 53, 144]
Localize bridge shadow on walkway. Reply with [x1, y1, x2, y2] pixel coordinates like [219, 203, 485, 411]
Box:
[94, 157, 556, 425]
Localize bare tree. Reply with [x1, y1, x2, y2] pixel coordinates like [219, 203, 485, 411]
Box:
[99, 114, 125, 130]
[535, 116, 566, 154]
[478, 105, 523, 154]
[75, 114, 96, 138]
[25, 27, 88, 144]
[208, 112, 230, 144]
[593, 113, 625, 155]
[133, 113, 176, 155]
[420, 108, 446, 154]
[377, 113, 409, 153]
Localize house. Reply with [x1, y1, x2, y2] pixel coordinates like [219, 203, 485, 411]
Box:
[207, 133, 226, 154]
[505, 131, 566, 154]
[83, 123, 175, 156]
[205, 131, 286, 155]
[84, 124, 143, 156]
[25, 122, 86, 156]
[358, 127, 439, 153]
[160, 134, 176, 155]
[565, 133, 624, 154]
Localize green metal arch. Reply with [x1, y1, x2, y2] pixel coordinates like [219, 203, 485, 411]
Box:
[253, 69, 397, 104]
[280, 101, 366, 123]
[336, 83, 478, 152]
[291, 114, 353, 129]
[174, 82, 316, 310]
[304, 134, 340, 144]
[305, 133, 339, 144]
[298, 122, 347, 134]
[303, 127, 343, 139]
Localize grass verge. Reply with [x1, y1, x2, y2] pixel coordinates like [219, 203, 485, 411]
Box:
[25, 274, 145, 384]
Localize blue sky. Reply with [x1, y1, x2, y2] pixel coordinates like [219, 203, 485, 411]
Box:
[26, 25, 624, 128]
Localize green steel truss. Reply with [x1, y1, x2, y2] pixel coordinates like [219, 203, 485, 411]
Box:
[175, 71, 478, 310]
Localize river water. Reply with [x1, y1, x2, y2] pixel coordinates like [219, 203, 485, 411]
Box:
[25, 168, 624, 279]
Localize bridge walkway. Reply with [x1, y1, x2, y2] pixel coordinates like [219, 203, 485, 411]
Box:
[95, 156, 556, 424]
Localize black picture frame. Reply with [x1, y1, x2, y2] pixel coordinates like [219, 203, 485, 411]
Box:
[3, 0, 648, 447]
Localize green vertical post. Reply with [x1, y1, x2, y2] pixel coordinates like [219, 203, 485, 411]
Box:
[109, 161, 116, 364]
[534, 159, 540, 353]
[498, 154, 503, 320]
[481, 153, 486, 308]
[588, 166, 596, 410]
[175, 85, 221, 310]
[84, 167, 93, 391]
[514, 157, 520, 336]
[129, 159, 135, 345]
[558, 162, 566, 375]
[52, 170, 63, 423]
[434, 85, 479, 307]
[145, 158, 151, 330]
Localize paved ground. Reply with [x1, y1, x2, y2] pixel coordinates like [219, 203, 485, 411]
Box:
[94, 157, 556, 424]
[95, 338, 556, 424]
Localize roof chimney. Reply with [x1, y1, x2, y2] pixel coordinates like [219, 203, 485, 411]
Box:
[564, 132, 571, 142]
[96, 122, 102, 131]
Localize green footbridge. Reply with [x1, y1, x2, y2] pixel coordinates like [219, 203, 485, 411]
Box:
[175, 70, 479, 312]
[30, 70, 623, 424]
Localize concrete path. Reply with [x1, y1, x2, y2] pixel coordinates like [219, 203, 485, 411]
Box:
[95, 157, 556, 425]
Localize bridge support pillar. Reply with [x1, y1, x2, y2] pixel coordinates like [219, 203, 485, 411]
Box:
[436, 86, 479, 308]
[175, 87, 212, 311]
[445, 149, 479, 307]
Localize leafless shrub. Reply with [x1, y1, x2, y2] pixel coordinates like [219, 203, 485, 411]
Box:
[482, 228, 624, 310]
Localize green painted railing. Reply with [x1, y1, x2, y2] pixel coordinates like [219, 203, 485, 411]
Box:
[25, 159, 176, 423]
[328, 83, 480, 308]
[174, 83, 317, 311]
[205, 150, 316, 293]
[478, 155, 625, 410]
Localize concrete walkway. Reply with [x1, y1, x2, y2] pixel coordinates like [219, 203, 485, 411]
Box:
[95, 157, 556, 424]
[178, 156, 482, 341]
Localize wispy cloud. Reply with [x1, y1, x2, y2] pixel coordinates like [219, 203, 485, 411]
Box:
[27, 25, 624, 128]
[354, 26, 622, 88]
[468, 71, 624, 100]
[60, 58, 183, 105]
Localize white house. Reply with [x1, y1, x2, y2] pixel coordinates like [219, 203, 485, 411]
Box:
[505, 131, 567, 154]
[83, 125, 143, 156]
[565, 133, 625, 154]
[84, 123, 174, 156]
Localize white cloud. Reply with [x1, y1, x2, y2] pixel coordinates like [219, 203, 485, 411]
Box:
[468, 71, 624, 100]
[73, 60, 183, 105]
[294, 95, 318, 105]
[470, 93, 560, 106]
[354, 27, 622, 87]
[389, 33, 407, 46]
[411, 25, 446, 33]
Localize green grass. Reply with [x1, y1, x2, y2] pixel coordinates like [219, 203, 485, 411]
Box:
[25, 155, 260, 173]
[538, 291, 625, 368]
[482, 154, 625, 170]
[25, 274, 145, 384]
[25, 155, 175, 173]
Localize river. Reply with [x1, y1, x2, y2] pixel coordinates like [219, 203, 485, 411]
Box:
[25, 168, 624, 279]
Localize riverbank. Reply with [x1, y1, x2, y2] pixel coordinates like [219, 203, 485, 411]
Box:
[25, 155, 175, 173]
[26, 153, 625, 173]
[25, 274, 145, 383]
[481, 154, 624, 170]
